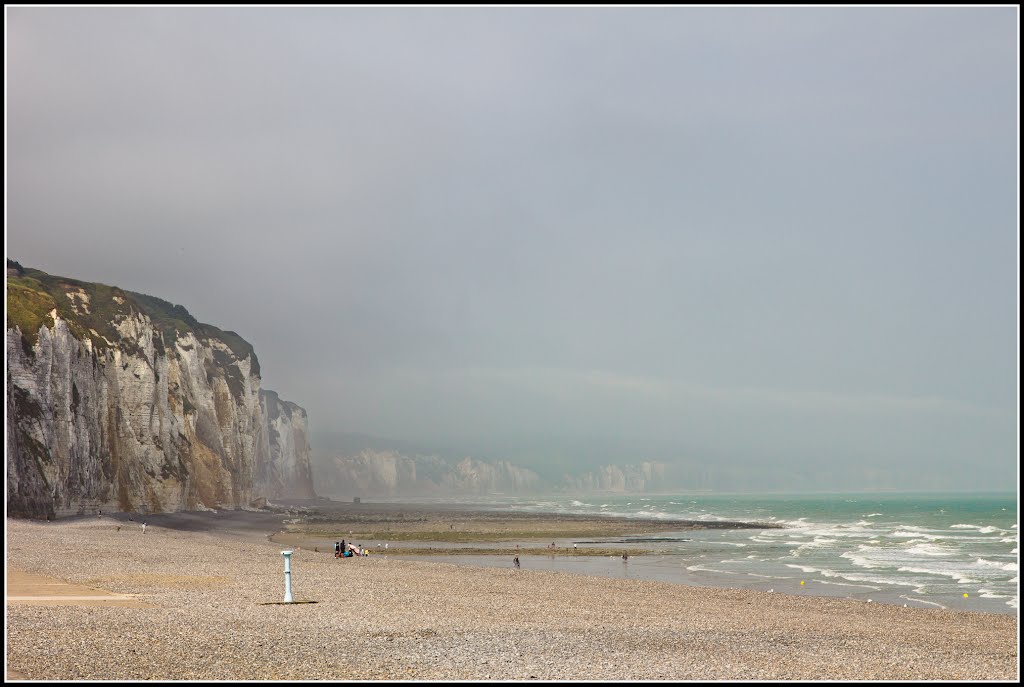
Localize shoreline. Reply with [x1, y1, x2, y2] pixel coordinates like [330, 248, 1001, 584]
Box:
[6, 514, 1018, 680]
[28, 500, 1017, 616]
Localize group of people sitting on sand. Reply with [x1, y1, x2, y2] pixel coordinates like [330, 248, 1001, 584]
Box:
[334, 539, 369, 558]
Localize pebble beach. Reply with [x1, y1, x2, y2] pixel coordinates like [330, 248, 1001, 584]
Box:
[5, 516, 1019, 681]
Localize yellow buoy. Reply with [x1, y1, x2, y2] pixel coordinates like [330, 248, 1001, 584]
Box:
[800, 580, 805, 586]
[964, 593, 969, 598]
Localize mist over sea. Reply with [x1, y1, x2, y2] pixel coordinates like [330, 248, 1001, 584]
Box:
[386, 492, 1018, 614]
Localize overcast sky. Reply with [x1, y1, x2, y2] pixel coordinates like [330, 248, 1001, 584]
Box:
[6, 7, 1018, 490]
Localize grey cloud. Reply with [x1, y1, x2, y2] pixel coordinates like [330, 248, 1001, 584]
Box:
[6, 7, 1017, 490]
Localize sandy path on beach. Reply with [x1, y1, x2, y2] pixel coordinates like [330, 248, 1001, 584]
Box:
[6, 568, 153, 608]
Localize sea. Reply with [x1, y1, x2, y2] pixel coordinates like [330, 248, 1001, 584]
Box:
[387, 491, 1018, 615]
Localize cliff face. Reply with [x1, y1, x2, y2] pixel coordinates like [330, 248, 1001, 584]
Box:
[6, 264, 315, 518]
[259, 389, 315, 500]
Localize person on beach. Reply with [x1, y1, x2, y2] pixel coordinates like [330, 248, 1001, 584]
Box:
[142, 522, 148, 534]
[513, 556, 520, 569]
[622, 552, 628, 562]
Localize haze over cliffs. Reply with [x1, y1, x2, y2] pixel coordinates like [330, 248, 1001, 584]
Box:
[6, 261, 315, 518]
[312, 439, 672, 498]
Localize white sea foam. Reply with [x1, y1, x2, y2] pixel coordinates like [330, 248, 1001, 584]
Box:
[892, 531, 943, 540]
[899, 595, 946, 610]
[783, 523, 875, 540]
[896, 566, 979, 584]
[816, 579, 880, 590]
[975, 558, 1017, 571]
[791, 537, 840, 554]
[864, 513, 883, 518]
[822, 570, 917, 588]
[841, 549, 885, 569]
[906, 543, 955, 557]
[686, 565, 738, 575]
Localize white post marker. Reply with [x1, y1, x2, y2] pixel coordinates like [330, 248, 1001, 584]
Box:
[281, 550, 295, 603]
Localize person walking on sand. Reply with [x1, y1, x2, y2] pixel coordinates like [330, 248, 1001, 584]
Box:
[514, 556, 520, 569]
[141, 521, 148, 534]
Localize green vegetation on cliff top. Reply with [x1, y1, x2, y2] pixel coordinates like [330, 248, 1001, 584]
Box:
[5, 259, 259, 374]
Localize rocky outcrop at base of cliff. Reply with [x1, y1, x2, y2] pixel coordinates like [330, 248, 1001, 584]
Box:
[6, 263, 315, 518]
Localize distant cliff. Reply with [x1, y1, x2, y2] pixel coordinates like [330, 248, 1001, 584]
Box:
[6, 261, 315, 518]
[558, 461, 668, 493]
[314, 447, 671, 498]
[314, 450, 542, 497]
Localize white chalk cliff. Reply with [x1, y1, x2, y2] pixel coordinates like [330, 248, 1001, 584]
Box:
[6, 262, 315, 518]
